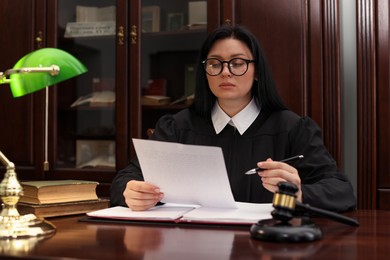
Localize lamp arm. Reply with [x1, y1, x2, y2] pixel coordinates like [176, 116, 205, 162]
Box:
[0, 65, 60, 85]
[5, 65, 60, 76]
[0, 72, 10, 85]
[0, 150, 15, 170]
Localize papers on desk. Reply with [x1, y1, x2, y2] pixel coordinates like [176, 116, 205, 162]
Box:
[87, 139, 273, 225]
[179, 202, 273, 224]
[88, 203, 196, 222]
[87, 202, 273, 225]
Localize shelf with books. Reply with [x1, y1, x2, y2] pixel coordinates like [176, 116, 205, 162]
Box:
[64, 5, 116, 38]
[68, 105, 115, 111]
[141, 27, 207, 37]
[141, 0, 207, 33]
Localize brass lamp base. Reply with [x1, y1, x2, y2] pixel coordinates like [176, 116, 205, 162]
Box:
[0, 150, 56, 239]
[0, 213, 56, 239]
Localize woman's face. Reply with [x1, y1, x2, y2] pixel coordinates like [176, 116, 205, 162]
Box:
[205, 38, 255, 108]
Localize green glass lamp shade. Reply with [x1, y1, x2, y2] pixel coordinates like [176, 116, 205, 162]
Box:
[9, 48, 87, 97]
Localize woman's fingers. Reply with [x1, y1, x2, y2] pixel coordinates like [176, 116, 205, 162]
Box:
[124, 180, 164, 211]
[257, 159, 302, 202]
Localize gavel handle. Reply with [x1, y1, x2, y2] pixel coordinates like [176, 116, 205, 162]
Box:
[296, 202, 359, 226]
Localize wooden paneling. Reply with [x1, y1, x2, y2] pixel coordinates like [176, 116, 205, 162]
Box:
[129, 0, 141, 158]
[234, 0, 341, 165]
[357, 0, 390, 209]
[378, 190, 390, 210]
[114, 0, 131, 169]
[376, 0, 390, 189]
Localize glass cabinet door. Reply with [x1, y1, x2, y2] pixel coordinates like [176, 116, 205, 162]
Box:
[140, 0, 208, 138]
[55, 0, 117, 171]
[51, 0, 209, 176]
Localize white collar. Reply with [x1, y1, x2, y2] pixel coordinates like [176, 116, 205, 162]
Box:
[211, 98, 260, 135]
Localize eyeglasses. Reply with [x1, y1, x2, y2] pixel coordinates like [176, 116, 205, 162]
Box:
[202, 58, 255, 76]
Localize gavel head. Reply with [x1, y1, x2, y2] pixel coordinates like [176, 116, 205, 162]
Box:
[271, 182, 298, 222]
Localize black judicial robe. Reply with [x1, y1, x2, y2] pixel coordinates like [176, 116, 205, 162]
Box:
[110, 108, 356, 212]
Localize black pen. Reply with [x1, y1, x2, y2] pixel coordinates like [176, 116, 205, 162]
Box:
[244, 155, 304, 175]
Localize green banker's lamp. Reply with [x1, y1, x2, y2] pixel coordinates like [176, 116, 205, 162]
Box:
[0, 48, 87, 238]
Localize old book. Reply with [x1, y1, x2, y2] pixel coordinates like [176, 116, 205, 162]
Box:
[141, 95, 171, 106]
[76, 5, 116, 22]
[76, 140, 115, 169]
[70, 91, 115, 108]
[144, 79, 167, 96]
[18, 199, 110, 218]
[141, 6, 160, 32]
[20, 180, 99, 204]
[188, 1, 207, 25]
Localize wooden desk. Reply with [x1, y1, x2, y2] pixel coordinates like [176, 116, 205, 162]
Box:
[0, 210, 388, 259]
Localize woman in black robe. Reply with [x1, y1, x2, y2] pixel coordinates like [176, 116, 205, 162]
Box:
[110, 25, 356, 212]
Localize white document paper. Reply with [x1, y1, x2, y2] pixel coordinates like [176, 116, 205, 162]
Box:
[87, 204, 197, 221]
[132, 139, 237, 208]
[181, 202, 273, 224]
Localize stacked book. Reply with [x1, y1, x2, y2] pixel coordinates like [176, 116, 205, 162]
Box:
[17, 180, 109, 218]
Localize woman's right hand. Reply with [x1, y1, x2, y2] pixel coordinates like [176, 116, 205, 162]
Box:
[123, 180, 164, 211]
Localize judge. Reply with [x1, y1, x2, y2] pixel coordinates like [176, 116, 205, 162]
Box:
[110, 25, 356, 212]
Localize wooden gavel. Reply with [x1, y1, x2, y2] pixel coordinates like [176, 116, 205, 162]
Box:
[271, 182, 359, 226]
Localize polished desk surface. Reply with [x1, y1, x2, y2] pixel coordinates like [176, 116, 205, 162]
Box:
[0, 210, 389, 259]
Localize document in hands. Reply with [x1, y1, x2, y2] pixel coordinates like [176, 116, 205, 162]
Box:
[133, 138, 237, 207]
[87, 139, 273, 224]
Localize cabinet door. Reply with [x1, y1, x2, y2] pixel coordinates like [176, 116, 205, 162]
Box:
[44, 0, 129, 196]
[232, 0, 341, 165]
[138, 0, 210, 142]
[0, 0, 47, 180]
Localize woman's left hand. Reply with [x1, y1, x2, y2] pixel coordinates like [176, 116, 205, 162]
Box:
[257, 158, 302, 202]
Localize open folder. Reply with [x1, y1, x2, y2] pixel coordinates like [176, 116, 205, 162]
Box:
[87, 202, 273, 225]
[87, 139, 273, 224]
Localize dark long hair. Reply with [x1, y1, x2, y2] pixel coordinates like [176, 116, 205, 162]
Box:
[191, 25, 287, 117]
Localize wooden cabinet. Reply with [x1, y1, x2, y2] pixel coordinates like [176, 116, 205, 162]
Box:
[0, 0, 342, 198]
[0, 0, 47, 179]
[0, 0, 212, 197]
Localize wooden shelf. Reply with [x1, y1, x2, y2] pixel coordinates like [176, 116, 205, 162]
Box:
[142, 104, 189, 110]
